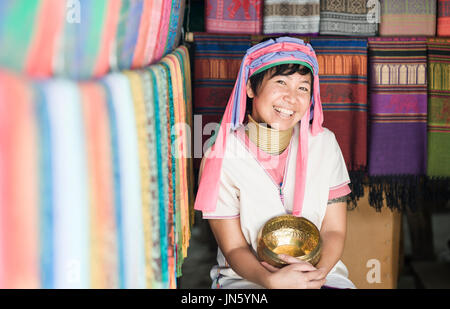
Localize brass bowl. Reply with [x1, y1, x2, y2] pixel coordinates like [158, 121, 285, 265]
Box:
[257, 215, 321, 268]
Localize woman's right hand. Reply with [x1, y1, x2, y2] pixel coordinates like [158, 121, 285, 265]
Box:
[261, 255, 326, 289]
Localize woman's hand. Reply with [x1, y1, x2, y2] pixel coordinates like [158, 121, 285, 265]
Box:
[260, 254, 326, 289]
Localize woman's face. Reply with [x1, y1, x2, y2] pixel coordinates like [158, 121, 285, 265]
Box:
[246, 70, 312, 131]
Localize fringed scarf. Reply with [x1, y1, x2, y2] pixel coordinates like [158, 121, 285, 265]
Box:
[192, 33, 252, 173]
[426, 38, 450, 203]
[319, 0, 378, 36]
[379, 0, 437, 36]
[263, 0, 320, 35]
[437, 0, 450, 36]
[310, 38, 368, 208]
[368, 37, 428, 212]
[0, 71, 39, 289]
[205, 0, 263, 34]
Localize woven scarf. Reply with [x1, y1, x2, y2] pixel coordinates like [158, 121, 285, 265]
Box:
[79, 82, 118, 289]
[193, 33, 252, 172]
[164, 0, 186, 55]
[149, 65, 171, 289]
[115, 0, 144, 71]
[25, 0, 65, 77]
[263, 0, 320, 35]
[438, 0, 450, 36]
[0, 72, 39, 289]
[153, 0, 173, 64]
[0, 1, 41, 73]
[195, 37, 325, 217]
[44, 80, 90, 288]
[103, 73, 146, 289]
[205, 0, 262, 34]
[319, 0, 378, 36]
[379, 0, 437, 36]
[101, 79, 125, 289]
[427, 38, 450, 177]
[158, 59, 178, 289]
[56, 0, 108, 79]
[33, 82, 54, 289]
[310, 38, 368, 207]
[140, 70, 163, 288]
[176, 46, 195, 228]
[368, 37, 428, 211]
[123, 71, 155, 288]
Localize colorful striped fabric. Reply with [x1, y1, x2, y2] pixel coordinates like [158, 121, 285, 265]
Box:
[103, 73, 146, 289]
[79, 82, 118, 289]
[437, 0, 450, 36]
[310, 38, 368, 206]
[205, 0, 262, 34]
[263, 0, 320, 35]
[319, 0, 378, 36]
[0, 0, 185, 79]
[44, 79, 90, 288]
[427, 38, 450, 178]
[368, 37, 428, 211]
[0, 71, 39, 289]
[193, 33, 252, 171]
[379, 0, 437, 36]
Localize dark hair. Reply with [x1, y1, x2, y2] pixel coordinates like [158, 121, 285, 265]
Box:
[246, 63, 313, 114]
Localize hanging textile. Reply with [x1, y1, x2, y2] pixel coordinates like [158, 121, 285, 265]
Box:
[192, 33, 252, 172]
[319, 0, 378, 36]
[205, 0, 262, 34]
[263, 0, 320, 35]
[367, 37, 428, 211]
[152, 1, 173, 64]
[427, 38, 450, 180]
[0, 1, 41, 72]
[103, 74, 146, 289]
[310, 38, 368, 207]
[379, 0, 437, 36]
[33, 83, 54, 289]
[25, 0, 65, 77]
[79, 82, 118, 289]
[437, 0, 450, 36]
[164, 0, 186, 56]
[149, 65, 171, 289]
[44, 80, 90, 288]
[0, 72, 39, 289]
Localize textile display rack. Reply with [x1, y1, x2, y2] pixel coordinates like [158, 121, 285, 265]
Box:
[0, 0, 194, 289]
[189, 0, 450, 212]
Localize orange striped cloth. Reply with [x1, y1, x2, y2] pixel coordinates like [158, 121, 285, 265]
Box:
[0, 71, 39, 288]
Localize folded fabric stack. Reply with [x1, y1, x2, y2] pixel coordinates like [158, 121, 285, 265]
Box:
[367, 37, 428, 211]
[0, 46, 194, 289]
[0, 0, 186, 79]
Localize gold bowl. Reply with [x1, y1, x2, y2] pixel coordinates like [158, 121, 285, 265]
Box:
[257, 215, 321, 268]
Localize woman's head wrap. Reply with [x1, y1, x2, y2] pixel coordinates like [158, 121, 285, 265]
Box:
[195, 37, 324, 217]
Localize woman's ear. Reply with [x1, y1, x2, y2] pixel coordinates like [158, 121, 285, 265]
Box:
[246, 80, 255, 99]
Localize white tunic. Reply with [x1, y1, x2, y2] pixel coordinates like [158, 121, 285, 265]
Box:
[200, 123, 356, 289]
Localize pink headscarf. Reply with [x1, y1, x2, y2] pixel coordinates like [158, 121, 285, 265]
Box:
[195, 37, 324, 217]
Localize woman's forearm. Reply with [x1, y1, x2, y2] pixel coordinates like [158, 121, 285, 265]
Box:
[225, 246, 272, 288]
[316, 231, 346, 275]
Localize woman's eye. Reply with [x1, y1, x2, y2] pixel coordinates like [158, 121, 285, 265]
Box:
[299, 87, 309, 92]
[276, 80, 286, 85]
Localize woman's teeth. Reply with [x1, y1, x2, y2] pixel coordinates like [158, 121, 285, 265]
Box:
[273, 106, 294, 117]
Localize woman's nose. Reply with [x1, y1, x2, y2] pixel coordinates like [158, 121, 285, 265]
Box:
[283, 88, 298, 105]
